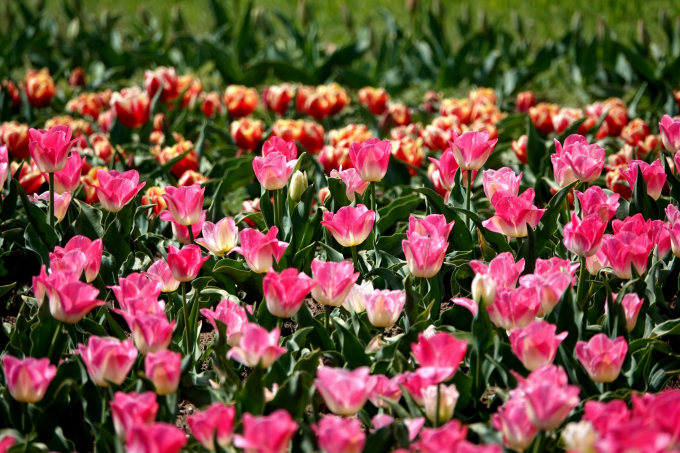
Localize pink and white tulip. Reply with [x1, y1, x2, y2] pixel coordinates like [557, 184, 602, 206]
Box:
[110, 391, 158, 440]
[519, 365, 581, 431]
[348, 138, 391, 182]
[600, 232, 652, 279]
[560, 138, 606, 183]
[368, 374, 403, 408]
[233, 227, 288, 273]
[471, 273, 497, 306]
[95, 169, 146, 213]
[575, 334, 628, 383]
[343, 280, 373, 313]
[200, 299, 251, 346]
[262, 136, 297, 161]
[483, 167, 522, 200]
[562, 213, 607, 257]
[126, 422, 186, 453]
[483, 189, 546, 238]
[263, 268, 317, 318]
[321, 204, 375, 247]
[575, 186, 620, 223]
[120, 312, 174, 354]
[423, 384, 459, 424]
[160, 209, 205, 245]
[78, 336, 138, 387]
[614, 292, 644, 332]
[31, 191, 71, 223]
[509, 320, 568, 371]
[145, 350, 181, 395]
[195, 217, 239, 256]
[313, 415, 365, 453]
[660, 114, 680, 153]
[449, 130, 498, 171]
[51, 152, 83, 194]
[50, 235, 103, 283]
[187, 402, 236, 450]
[110, 272, 163, 314]
[166, 244, 208, 282]
[28, 125, 78, 173]
[620, 159, 667, 201]
[408, 214, 455, 240]
[470, 252, 525, 289]
[2, 355, 56, 403]
[314, 366, 374, 416]
[311, 259, 360, 307]
[226, 323, 286, 368]
[491, 399, 538, 452]
[402, 232, 448, 278]
[365, 289, 405, 328]
[233, 410, 298, 453]
[487, 286, 541, 330]
[253, 151, 297, 190]
[145, 260, 180, 293]
[162, 183, 205, 226]
[411, 332, 467, 382]
[331, 167, 369, 202]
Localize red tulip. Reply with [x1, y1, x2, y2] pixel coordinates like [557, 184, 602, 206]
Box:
[2, 355, 56, 403]
[28, 126, 78, 173]
[358, 87, 390, 115]
[78, 336, 138, 387]
[95, 169, 146, 213]
[110, 391, 158, 440]
[126, 422, 187, 453]
[0, 121, 30, 159]
[145, 350, 181, 395]
[24, 68, 56, 108]
[226, 323, 286, 368]
[230, 118, 264, 151]
[563, 213, 607, 257]
[263, 268, 316, 318]
[483, 189, 546, 239]
[411, 332, 467, 383]
[516, 91, 536, 113]
[111, 87, 151, 129]
[263, 84, 294, 116]
[224, 85, 258, 118]
[321, 204, 375, 248]
[144, 67, 179, 103]
[188, 402, 236, 450]
[310, 259, 360, 307]
[348, 138, 391, 182]
[529, 103, 559, 135]
[201, 91, 224, 118]
[620, 159, 667, 201]
[145, 260, 180, 293]
[511, 134, 528, 164]
[233, 227, 288, 273]
[509, 320, 567, 371]
[314, 367, 374, 416]
[314, 415, 365, 453]
[391, 135, 423, 174]
[50, 236, 103, 283]
[201, 299, 251, 346]
[233, 410, 298, 453]
[576, 334, 628, 383]
[166, 244, 208, 282]
[365, 289, 405, 328]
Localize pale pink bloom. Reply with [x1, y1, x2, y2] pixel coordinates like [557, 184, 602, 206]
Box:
[402, 232, 448, 278]
[166, 244, 208, 282]
[449, 130, 497, 171]
[95, 169, 146, 213]
[470, 252, 525, 288]
[411, 332, 467, 383]
[50, 152, 83, 194]
[145, 260, 180, 293]
[471, 273, 496, 306]
[2, 355, 56, 403]
[28, 125, 78, 173]
[365, 289, 405, 328]
[233, 410, 298, 453]
[50, 235, 103, 283]
[561, 139, 605, 183]
[126, 422, 187, 453]
[400, 371, 437, 406]
[423, 384, 459, 424]
[620, 159, 667, 200]
[600, 232, 652, 279]
[551, 135, 588, 187]
[509, 320, 568, 371]
[31, 191, 71, 223]
[660, 114, 680, 153]
[233, 227, 288, 273]
[187, 402, 236, 450]
[144, 350, 181, 395]
[408, 214, 454, 240]
[200, 299, 251, 346]
[518, 365, 581, 431]
[263, 268, 316, 318]
[519, 258, 577, 315]
[371, 414, 394, 431]
[314, 367, 375, 415]
[162, 183, 205, 226]
[451, 297, 478, 317]
[348, 138, 391, 182]
[575, 334, 628, 383]
[78, 336, 138, 387]
[36, 271, 105, 323]
[195, 217, 239, 256]
[160, 209, 205, 245]
[586, 248, 609, 275]
[311, 259, 360, 307]
[109, 272, 163, 314]
[611, 293, 644, 332]
[483, 167, 522, 201]
[563, 213, 607, 257]
[667, 204, 680, 227]
[110, 391, 158, 440]
[576, 186, 620, 223]
[413, 420, 468, 453]
[491, 399, 538, 452]
[253, 151, 297, 190]
[487, 286, 541, 330]
[561, 421, 598, 453]
[115, 311, 174, 355]
[321, 204, 375, 247]
[368, 374, 403, 409]
[313, 415, 365, 453]
[331, 167, 369, 202]
[483, 189, 546, 238]
[226, 323, 286, 368]
[343, 280, 373, 313]
[262, 136, 297, 161]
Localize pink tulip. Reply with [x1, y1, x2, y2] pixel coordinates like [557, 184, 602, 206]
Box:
[509, 320, 568, 371]
[620, 159, 667, 200]
[166, 244, 208, 282]
[160, 209, 205, 245]
[518, 365, 581, 431]
[78, 336, 138, 387]
[187, 402, 236, 450]
[0, 435, 15, 453]
[116, 311, 174, 354]
[330, 167, 369, 202]
[233, 410, 298, 453]
[31, 191, 71, 223]
[126, 422, 187, 453]
[660, 114, 680, 153]
[110, 272, 163, 314]
[161, 183, 205, 226]
[233, 227, 288, 273]
[491, 399, 538, 452]
[611, 293, 644, 333]
[321, 204, 375, 247]
[195, 217, 239, 256]
[483, 167, 522, 200]
[449, 130, 498, 171]
[470, 252, 525, 289]
[613, 214, 671, 258]
[551, 135, 588, 187]
[348, 138, 391, 182]
[0, 145, 7, 189]
[519, 262, 575, 316]
[408, 214, 454, 240]
[575, 334, 628, 383]
[600, 232, 652, 279]
[368, 374, 403, 408]
[371, 414, 394, 431]
[314, 366, 374, 415]
[452, 297, 479, 317]
[413, 420, 468, 453]
[110, 391, 158, 440]
[39, 272, 105, 323]
[343, 280, 373, 313]
[201, 299, 251, 346]
[455, 442, 503, 453]
[253, 151, 297, 190]
[584, 399, 630, 435]
[563, 213, 607, 257]
[483, 189, 546, 238]
[575, 186, 620, 223]
[95, 169, 146, 213]
[561, 421, 598, 453]
[28, 125, 78, 173]
[560, 139, 605, 183]
[145, 350, 181, 395]
[313, 415, 365, 453]
[487, 286, 541, 330]
[310, 259, 360, 307]
[226, 323, 286, 368]
[400, 371, 437, 406]
[404, 417, 426, 441]
[145, 260, 180, 293]
[50, 235, 103, 283]
[365, 289, 405, 328]
[428, 148, 478, 194]
[2, 355, 56, 403]
[263, 136, 297, 161]
[263, 268, 317, 318]
[402, 232, 448, 278]
[668, 204, 680, 227]
[586, 248, 609, 275]
[51, 152, 83, 194]
[423, 384, 459, 424]
[411, 332, 467, 383]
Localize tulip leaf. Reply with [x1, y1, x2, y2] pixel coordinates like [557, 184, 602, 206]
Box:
[525, 117, 548, 175]
[629, 164, 660, 220]
[74, 201, 104, 239]
[294, 304, 335, 352]
[546, 287, 581, 352]
[377, 193, 420, 232]
[318, 241, 345, 263]
[14, 179, 59, 249]
[470, 304, 494, 401]
[326, 177, 351, 211]
[291, 184, 318, 251]
[239, 365, 265, 416]
[0, 163, 21, 221]
[534, 180, 578, 256]
[663, 156, 680, 203]
[24, 223, 51, 265]
[333, 318, 372, 368]
[266, 371, 311, 417]
[451, 206, 513, 254]
[363, 426, 395, 453]
[259, 189, 275, 229]
[516, 222, 537, 275]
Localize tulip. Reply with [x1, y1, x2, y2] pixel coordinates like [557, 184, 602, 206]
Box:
[314, 415, 365, 453]
[314, 367, 374, 416]
[233, 410, 298, 453]
[660, 114, 680, 153]
[47, 152, 82, 195]
[0, 121, 30, 159]
[2, 355, 56, 403]
[509, 320, 568, 371]
[226, 323, 286, 368]
[558, 138, 606, 183]
[110, 273, 163, 314]
[50, 236, 102, 283]
[483, 189, 546, 238]
[110, 391, 158, 440]
[0, 145, 7, 189]
[620, 159, 667, 200]
[201, 299, 250, 346]
[411, 332, 467, 383]
[511, 135, 528, 164]
[145, 260, 180, 293]
[470, 252, 525, 289]
[365, 289, 405, 328]
[263, 84, 294, 116]
[487, 286, 541, 331]
[126, 422, 187, 453]
[43, 275, 105, 324]
[563, 213, 607, 257]
[575, 186, 620, 223]
[614, 293, 644, 333]
[78, 337, 138, 387]
[400, 371, 437, 406]
[330, 167, 369, 202]
[288, 170, 308, 202]
[197, 216, 238, 255]
[263, 268, 317, 318]
[561, 421, 598, 453]
[230, 118, 264, 151]
[187, 402, 236, 451]
[311, 259, 360, 307]
[348, 138, 391, 182]
[358, 87, 390, 115]
[321, 204, 375, 248]
[586, 249, 609, 276]
[613, 214, 671, 257]
[414, 420, 468, 453]
[0, 435, 15, 453]
[28, 126, 78, 174]
[518, 266, 574, 317]
[391, 135, 423, 173]
[575, 334, 628, 383]
[368, 375, 403, 409]
[551, 135, 588, 187]
[483, 167, 522, 200]
[471, 274, 496, 307]
[491, 399, 538, 452]
[201, 91, 223, 118]
[234, 227, 289, 273]
[111, 87, 151, 129]
[343, 280, 373, 313]
[160, 210, 205, 246]
[518, 365, 581, 431]
[224, 85, 258, 118]
[407, 214, 454, 241]
[31, 191, 71, 223]
[262, 136, 297, 161]
[423, 384, 459, 425]
[141, 187, 167, 219]
[449, 130, 497, 171]
[162, 183, 205, 227]
[253, 151, 298, 191]
[428, 148, 464, 192]
[143, 67, 179, 103]
[516, 91, 536, 113]
[95, 169, 146, 213]
[402, 232, 448, 278]
[166, 244, 208, 282]
[145, 350, 181, 395]
[600, 232, 652, 279]
[24, 68, 56, 108]
[119, 312, 174, 355]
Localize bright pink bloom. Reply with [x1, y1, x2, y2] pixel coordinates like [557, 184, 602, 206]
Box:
[313, 415, 365, 453]
[483, 167, 522, 200]
[483, 189, 546, 238]
[408, 214, 454, 240]
[321, 204, 375, 247]
[39, 273, 105, 324]
[560, 139, 605, 183]
[519, 365, 581, 431]
[331, 167, 369, 202]
[487, 286, 541, 330]
[575, 334, 628, 383]
[414, 420, 468, 453]
[110, 272, 163, 314]
[348, 138, 391, 182]
[31, 190, 71, 223]
[575, 186, 620, 223]
[449, 130, 497, 171]
[145, 350, 181, 395]
[371, 414, 394, 430]
[509, 320, 567, 371]
[365, 289, 405, 328]
[0, 434, 15, 453]
[78, 336, 138, 387]
[600, 232, 652, 279]
[166, 244, 208, 282]
[470, 252, 525, 288]
[262, 136, 297, 161]
[195, 217, 239, 256]
[226, 323, 286, 368]
[491, 399, 538, 452]
[28, 125, 78, 173]
[668, 204, 680, 226]
[519, 260, 575, 316]
[452, 297, 478, 317]
[263, 268, 316, 318]
[400, 371, 437, 406]
[50, 235, 103, 283]
[614, 293, 643, 332]
[411, 332, 467, 383]
[612, 214, 671, 258]
[110, 391, 158, 440]
[117, 312, 174, 354]
[368, 374, 403, 408]
[660, 114, 680, 153]
[311, 259, 359, 307]
[402, 232, 448, 278]
[563, 213, 607, 257]
[162, 183, 205, 226]
[95, 169, 146, 213]
[620, 159, 667, 200]
[0, 145, 7, 189]
[233, 227, 288, 273]
[145, 260, 180, 293]
[233, 410, 298, 453]
[201, 299, 251, 346]
[187, 402, 236, 450]
[253, 151, 297, 190]
[314, 367, 375, 415]
[160, 209, 205, 246]
[584, 399, 631, 435]
[51, 152, 83, 194]
[455, 442, 502, 453]
[126, 422, 187, 453]
[2, 355, 56, 403]
[551, 135, 588, 187]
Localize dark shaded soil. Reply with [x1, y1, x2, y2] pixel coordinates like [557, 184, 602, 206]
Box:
[306, 298, 325, 316]
[175, 400, 196, 433]
[439, 298, 454, 316]
[199, 331, 215, 372]
[384, 325, 404, 337]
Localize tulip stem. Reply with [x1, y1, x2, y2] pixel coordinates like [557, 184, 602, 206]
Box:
[49, 172, 55, 230]
[420, 277, 428, 303]
[187, 224, 195, 245]
[370, 182, 377, 236]
[434, 383, 441, 428]
[351, 246, 361, 276]
[576, 255, 588, 309]
[273, 188, 284, 238]
[181, 282, 192, 355]
[324, 305, 332, 335]
[465, 173, 472, 229]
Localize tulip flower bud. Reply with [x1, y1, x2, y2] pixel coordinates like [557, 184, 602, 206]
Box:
[288, 170, 308, 202]
[562, 421, 597, 453]
[471, 273, 496, 306]
[423, 384, 459, 425]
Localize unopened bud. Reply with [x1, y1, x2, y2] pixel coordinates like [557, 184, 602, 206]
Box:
[562, 421, 597, 453]
[289, 170, 308, 202]
[424, 384, 459, 424]
[471, 273, 496, 307]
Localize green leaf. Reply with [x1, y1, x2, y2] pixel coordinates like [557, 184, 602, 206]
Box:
[74, 200, 104, 239]
[526, 118, 548, 175]
[238, 366, 265, 415]
[377, 194, 420, 232]
[326, 177, 351, 211]
[333, 319, 371, 368]
[535, 180, 578, 255]
[516, 223, 537, 275]
[294, 304, 335, 351]
[24, 223, 51, 265]
[451, 206, 513, 254]
[546, 288, 581, 352]
[663, 157, 680, 202]
[14, 180, 59, 249]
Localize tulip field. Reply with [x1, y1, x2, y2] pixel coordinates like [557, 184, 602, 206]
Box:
[4, 0, 680, 452]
